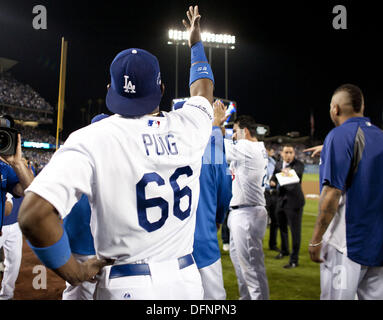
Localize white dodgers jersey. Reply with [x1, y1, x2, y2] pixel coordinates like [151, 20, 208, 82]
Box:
[224, 139, 268, 207]
[26, 96, 213, 263]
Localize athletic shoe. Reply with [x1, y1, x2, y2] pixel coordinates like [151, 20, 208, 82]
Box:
[275, 252, 289, 259]
[283, 263, 298, 269]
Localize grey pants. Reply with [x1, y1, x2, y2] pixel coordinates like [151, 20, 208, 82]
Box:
[320, 242, 383, 300]
[228, 206, 269, 300]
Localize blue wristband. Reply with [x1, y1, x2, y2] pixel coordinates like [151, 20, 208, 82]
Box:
[189, 62, 215, 87]
[191, 41, 208, 64]
[27, 228, 71, 269]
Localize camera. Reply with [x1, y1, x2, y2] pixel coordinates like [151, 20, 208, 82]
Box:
[0, 115, 18, 156]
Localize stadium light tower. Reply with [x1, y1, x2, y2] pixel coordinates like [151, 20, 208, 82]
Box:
[167, 29, 236, 99]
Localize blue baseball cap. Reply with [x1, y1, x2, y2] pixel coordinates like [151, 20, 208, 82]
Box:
[106, 48, 162, 117]
[91, 113, 110, 123]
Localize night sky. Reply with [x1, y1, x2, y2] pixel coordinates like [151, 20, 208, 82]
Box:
[1, 0, 382, 141]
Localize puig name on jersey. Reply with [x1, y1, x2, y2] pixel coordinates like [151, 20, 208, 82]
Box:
[142, 133, 178, 156]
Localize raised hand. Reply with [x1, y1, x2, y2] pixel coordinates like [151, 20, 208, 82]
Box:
[213, 100, 229, 127]
[303, 145, 323, 158]
[182, 5, 202, 47]
[0, 134, 22, 166]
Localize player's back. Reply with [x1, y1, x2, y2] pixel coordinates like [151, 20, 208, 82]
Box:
[227, 140, 268, 207]
[341, 118, 383, 266]
[71, 96, 212, 263]
[320, 116, 383, 266]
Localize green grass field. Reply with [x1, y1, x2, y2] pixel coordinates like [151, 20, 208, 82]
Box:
[219, 184, 321, 300]
[302, 173, 320, 182]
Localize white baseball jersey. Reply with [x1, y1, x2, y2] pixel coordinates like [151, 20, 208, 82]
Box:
[25, 96, 213, 263]
[322, 194, 347, 254]
[224, 139, 268, 207]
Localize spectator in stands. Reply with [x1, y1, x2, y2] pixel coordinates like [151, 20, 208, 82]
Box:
[0, 72, 52, 112]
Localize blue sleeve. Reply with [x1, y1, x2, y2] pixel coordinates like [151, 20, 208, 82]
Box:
[215, 164, 232, 224]
[213, 128, 232, 224]
[320, 128, 354, 191]
[4, 165, 19, 195]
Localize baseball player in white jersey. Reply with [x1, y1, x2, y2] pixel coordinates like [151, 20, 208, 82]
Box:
[221, 113, 270, 300]
[17, 6, 216, 300]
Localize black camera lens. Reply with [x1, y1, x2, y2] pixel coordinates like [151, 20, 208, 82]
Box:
[0, 130, 11, 152]
[0, 116, 18, 156]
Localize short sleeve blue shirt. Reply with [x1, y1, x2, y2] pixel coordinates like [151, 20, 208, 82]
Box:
[320, 117, 383, 266]
[63, 194, 95, 256]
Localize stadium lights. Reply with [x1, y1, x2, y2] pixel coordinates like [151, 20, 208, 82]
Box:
[168, 29, 236, 49]
[167, 28, 236, 99]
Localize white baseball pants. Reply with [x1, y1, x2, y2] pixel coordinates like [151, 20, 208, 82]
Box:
[198, 258, 226, 300]
[228, 206, 269, 300]
[94, 257, 203, 300]
[0, 223, 23, 300]
[320, 242, 383, 300]
[62, 253, 97, 300]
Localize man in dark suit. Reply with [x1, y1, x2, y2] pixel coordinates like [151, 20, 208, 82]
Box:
[270, 144, 305, 269]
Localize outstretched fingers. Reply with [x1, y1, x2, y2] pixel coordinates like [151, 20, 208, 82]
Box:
[182, 19, 189, 29]
[184, 6, 201, 30]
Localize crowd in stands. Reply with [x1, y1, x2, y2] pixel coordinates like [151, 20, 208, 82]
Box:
[15, 124, 61, 145]
[1, 71, 320, 173]
[22, 149, 54, 174]
[16, 125, 61, 174]
[0, 106, 50, 121]
[0, 72, 58, 174]
[0, 72, 53, 112]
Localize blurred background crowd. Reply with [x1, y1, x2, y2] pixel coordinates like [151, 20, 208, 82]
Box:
[1, 70, 321, 175]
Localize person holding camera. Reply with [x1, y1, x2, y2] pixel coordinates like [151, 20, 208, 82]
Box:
[0, 123, 35, 235]
[0, 118, 35, 300]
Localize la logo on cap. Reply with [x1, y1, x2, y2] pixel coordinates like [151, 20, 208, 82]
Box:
[123, 75, 136, 94]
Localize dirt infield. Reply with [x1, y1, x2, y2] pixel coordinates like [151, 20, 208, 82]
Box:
[1, 181, 320, 300]
[11, 239, 66, 300]
[302, 181, 320, 196]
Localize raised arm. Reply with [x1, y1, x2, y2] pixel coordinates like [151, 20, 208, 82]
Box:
[182, 6, 214, 104]
[0, 134, 35, 197]
[303, 145, 323, 158]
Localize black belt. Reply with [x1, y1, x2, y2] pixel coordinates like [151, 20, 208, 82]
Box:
[109, 254, 194, 279]
[230, 205, 258, 210]
[265, 189, 277, 195]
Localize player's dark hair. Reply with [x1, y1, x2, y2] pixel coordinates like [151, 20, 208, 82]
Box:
[333, 84, 364, 113]
[282, 143, 295, 150]
[234, 115, 257, 137]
